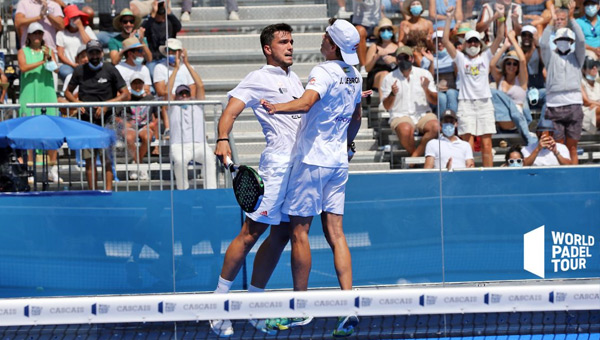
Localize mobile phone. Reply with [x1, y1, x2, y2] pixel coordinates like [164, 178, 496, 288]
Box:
[541, 131, 550, 138]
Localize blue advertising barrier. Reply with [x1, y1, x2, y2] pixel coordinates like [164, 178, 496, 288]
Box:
[0, 167, 598, 297]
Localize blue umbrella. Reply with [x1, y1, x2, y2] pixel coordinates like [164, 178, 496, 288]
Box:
[0, 115, 116, 150]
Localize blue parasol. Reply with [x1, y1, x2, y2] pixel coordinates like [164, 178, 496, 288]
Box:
[0, 115, 116, 150]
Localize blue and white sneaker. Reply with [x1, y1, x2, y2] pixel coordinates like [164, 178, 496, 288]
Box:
[332, 315, 359, 337]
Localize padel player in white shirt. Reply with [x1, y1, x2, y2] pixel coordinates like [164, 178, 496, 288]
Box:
[211, 23, 308, 337]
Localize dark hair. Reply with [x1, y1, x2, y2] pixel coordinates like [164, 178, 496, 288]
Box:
[505, 145, 524, 163]
[260, 23, 293, 55]
[325, 18, 343, 61]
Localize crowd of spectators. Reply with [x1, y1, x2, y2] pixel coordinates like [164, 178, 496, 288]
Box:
[1, 0, 599, 191]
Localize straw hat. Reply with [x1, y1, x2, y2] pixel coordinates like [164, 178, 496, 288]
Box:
[373, 18, 398, 37]
[113, 8, 141, 31]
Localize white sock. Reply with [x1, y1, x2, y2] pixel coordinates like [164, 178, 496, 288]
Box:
[214, 276, 233, 294]
[248, 284, 264, 293]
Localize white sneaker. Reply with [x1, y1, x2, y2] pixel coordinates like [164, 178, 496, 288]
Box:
[228, 10, 239, 20]
[336, 7, 351, 18]
[181, 11, 190, 21]
[249, 319, 277, 335]
[129, 171, 138, 180]
[48, 166, 63, 183]
[138, 170, 149, 181]
[209, 319, 234, 337]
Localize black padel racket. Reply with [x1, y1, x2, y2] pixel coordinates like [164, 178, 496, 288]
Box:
[225, 157, 264, 213]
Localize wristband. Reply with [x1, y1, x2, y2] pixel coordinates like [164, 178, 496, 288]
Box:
[389, 92, 396, 97]
[216, 138, 229, 143]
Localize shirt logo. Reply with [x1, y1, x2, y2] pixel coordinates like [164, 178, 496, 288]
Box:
[98, 78, 108, 84]
[308, 77, 316, 85]
[260, 211, 268, 216]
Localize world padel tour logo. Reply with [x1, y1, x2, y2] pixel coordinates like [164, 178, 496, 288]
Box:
[24, 305, 42, 317]
[158, 302, 176, 313]
[523, 225, 596, 278]
[484, 293, 502, 304]
[419, 295, 436, 306]
[289, 298, 307, 310]
[354, 297, 372, 308]
[549, 291, 567, 303]
[91, 303, 110, 315]
[224, 300, 242, 312]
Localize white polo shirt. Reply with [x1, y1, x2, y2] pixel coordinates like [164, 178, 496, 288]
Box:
[454, 49, 493, 100]
[116, 62, 152, 90]
[521, 142, 570, 166]
[425, 135, 474, 169]
[153, 63, 194, 95]
[380, 67, 436, 124]
[228, 65, 304, 168]
[294, 60, 362, 169]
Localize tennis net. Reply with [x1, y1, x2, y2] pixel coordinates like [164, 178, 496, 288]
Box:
[0, 282, 598, 339]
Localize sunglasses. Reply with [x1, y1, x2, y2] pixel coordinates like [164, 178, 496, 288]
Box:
[466, 38, 480, 44]
[505, 61, 519, 66]
[508, 159, 523, 164]
[380, 27, 393, 32]
[121, 19, 135, 24]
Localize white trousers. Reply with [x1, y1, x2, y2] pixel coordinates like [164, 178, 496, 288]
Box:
[170, 143, 217, 190]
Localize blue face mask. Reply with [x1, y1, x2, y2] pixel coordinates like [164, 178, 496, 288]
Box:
[437, 49, 448, 57]
[508, 159, 523, 167]
[380, 30, 394, 41]
[131, 88, 145, 97]
[134, 56, 144, 66]
[410, 5, 423, 16]
[88, 61, 103, 70]
[586, 73, 596, 81]
[585, 4, 598, 17]
[44, 60, 58, 72]
[442, 123, 455, 137]
[168, 55, 176, 65]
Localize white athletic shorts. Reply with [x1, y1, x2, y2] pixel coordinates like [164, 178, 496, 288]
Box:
[457, 98, 496, 136]
[282, 161, 348, 217]
[246, 166, 292, 225]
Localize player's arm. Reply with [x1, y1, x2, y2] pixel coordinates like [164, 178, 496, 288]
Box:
[215, 97, 245, 162]
[347, 102, 362, 144]
[261, 89, 320, 114]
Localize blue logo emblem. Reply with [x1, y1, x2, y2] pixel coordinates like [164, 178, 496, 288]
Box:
[354, 297, 372, 308]
[158, 302, 176, 313]
[549, 291, 567, 303]
[484, 293, 502, 304]
[91, 303, 110, 315]
[419, 295, 437, 306]
[289, 298, 307, 310]
[224, 300, 242, 312]
[24, 305, 42, 317]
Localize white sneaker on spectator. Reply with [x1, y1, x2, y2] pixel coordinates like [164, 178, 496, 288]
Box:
[228, 11, 239, 20]
[181, 11, 190, 21]
[129, 171, 138, 180]
[336, 7, 351, 18]
[138, 170, 149, 181]
[48, 166, 63, 183]
[210, 319, 234, 337]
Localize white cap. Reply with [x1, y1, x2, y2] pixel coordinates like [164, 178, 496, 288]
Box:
[159, 38, 183, 56]
[521, 25, 538, 36]
[325, 19, 360, 65]
[27, 22, 44, 34]
[464, 30, 483, 42]
[554, 27, 575, 42]
[431, 30, 443, 40]
[129, 72, 145, 84]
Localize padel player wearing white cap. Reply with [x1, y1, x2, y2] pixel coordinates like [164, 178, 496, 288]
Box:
[260, 18, 363, 337]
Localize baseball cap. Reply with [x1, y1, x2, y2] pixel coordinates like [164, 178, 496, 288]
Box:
[431, 30, 443, 40]
[464, 30, 483, 42]
[441, 109, 457, 122]
[129, 72, 145, 84]
[86, 39, 103, 53]
[396, 45, 413, 57]
[325, 19, 360, 65]
[76, 44, 87, 57]
[159, 38, 183, 56]
[554, 27, 575, 42]
[501, 50, 520, 64]
[27, 22, 44, 34]
[175, 84, 191, 95]
[521, 25, 537, 36]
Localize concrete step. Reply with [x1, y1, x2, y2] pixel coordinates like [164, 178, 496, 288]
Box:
[171, 4, 327, 21]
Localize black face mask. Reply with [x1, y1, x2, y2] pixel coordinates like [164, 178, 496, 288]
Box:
[398, 59, 412, 72]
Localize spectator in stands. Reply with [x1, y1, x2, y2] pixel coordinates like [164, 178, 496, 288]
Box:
[429, 0, 463, 29]
[581, 57, 600, 132]
[351, 0, 382, 69]
[130, 0, 154, 18]
[541, 5, 585, 164]
[15, 0, 64, 53]
[96, 0, 129, 47]
[442, 6, 505, 167]
[399, 0, 434, 65]
[491, 30, 536, 144]
[576, 0, 600, 59]
[18, 22, 62, 183]
[58, 45, 86, 116]
[502, 144, 525, 167]
[380, 46, 439, 158]
[65, 40, 131, 190]
[108, 8, 152, 65]
[154, 38, 195, 140]
[56, 4, 96, 81]
[421, 30, 459, 114]
[178, 0, 238, 21]
[116, 37, 152, 94]
[365, 18, 399, 92]
[141, 0, 181, 77]
[519, 0, 551, 33]
[121, 72, 158, 180]
[166, 48, 216, 189]
[522, 121, 572, 165]
[424, 110, 475, 169]
[520, 25, 547, 116]
[477, 0, 522, 43]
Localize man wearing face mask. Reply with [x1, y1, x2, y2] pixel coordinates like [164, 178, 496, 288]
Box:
[141, 0, 181, 78]
[56, 5, 96, 81]
[424, 110, 475, 170]
[380, 45, 439, 158]
[541, 5, 585, 164]
[576, 0, 600, 59]
[116, 37, 152, 94]
[65, 39, 131, 191]
[108, 8, 152, 65]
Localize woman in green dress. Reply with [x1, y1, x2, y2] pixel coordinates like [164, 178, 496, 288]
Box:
[18, 22, 62, 183]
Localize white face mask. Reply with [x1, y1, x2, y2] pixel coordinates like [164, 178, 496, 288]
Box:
[466, 46, 481, 57]
[556, 40, 572, 54]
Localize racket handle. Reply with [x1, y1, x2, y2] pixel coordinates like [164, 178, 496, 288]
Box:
[225, 156, 235, 171]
